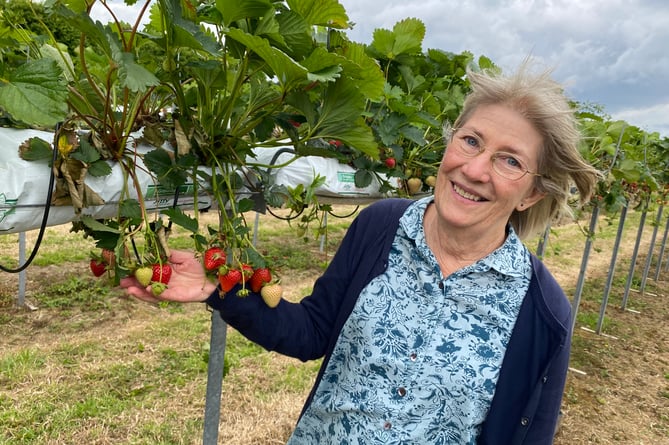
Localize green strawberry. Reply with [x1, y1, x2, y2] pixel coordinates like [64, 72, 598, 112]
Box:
[135, 266, 153, 287]
[151, 282, 167, 296]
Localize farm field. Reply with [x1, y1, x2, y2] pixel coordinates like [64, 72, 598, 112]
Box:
[1, 205, 668, 444]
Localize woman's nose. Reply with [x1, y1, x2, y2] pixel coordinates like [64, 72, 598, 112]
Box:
[460, 152, 494, 181]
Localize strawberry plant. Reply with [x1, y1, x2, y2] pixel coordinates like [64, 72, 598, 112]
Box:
[0, 0, 390, 285]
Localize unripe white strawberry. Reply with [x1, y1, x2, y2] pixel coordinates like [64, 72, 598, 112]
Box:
[260, 283, 283, 308]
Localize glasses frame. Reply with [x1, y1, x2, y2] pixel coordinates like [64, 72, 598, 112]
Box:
[448, 127, 542, 181]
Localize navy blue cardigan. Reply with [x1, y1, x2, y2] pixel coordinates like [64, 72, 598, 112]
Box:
[206, 198, 572, 444]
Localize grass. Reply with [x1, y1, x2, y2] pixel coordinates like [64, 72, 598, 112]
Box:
[0, 205, 667, 444]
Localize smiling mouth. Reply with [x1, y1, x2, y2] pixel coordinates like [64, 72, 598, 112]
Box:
[453, 183, 485, 202]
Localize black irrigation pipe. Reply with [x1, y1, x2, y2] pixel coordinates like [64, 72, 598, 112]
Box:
[0, 124, 61, 274]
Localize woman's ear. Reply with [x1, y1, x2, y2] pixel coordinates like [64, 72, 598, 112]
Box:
[516, 187, 545, 211]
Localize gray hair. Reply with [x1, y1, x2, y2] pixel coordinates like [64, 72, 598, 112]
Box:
[448, 60, 600, 240]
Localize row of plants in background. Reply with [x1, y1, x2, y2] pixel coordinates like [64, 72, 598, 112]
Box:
[0, 0, 667, 296]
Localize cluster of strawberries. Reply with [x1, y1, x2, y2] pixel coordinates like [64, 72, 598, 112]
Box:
[89, 246, 283, 307]
[203, 247, 283, 308]
[89, 249, 173, 295]
[133, 263, 172, 296]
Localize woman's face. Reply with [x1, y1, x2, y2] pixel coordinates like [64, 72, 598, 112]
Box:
[433, 103, 545, 235]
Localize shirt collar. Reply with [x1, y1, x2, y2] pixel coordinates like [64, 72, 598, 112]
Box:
[400, 196, 528, 278]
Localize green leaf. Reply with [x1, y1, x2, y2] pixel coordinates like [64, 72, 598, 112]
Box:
[115, 51, 160, 93]
[225, 28, 309, 87]
[119, 199, 142, 220]
[275, 9, 312, 57]
[390, 18, 425, 56]
[158, 0, 220, 55]
[70, 138, 101, 164]
[286, 0, 349, 28]
[215, 0, 273, 26]
[336, 41, 385, 101]
[143, 148, 188, 189]
[161, 208, 199, 233]
[0, 58, 68, 127]
[19, 137, 53, 161]
[369, 17, 424, 59]
[80, 215, 120, 233]
[310, 78, 377, 156]
[354, 169, 374, 188]
[88, 160, 113, 177]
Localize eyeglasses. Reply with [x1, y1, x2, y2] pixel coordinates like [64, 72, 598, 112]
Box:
[449, 128, 541, 181]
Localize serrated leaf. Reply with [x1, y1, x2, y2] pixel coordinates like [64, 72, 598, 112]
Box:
[216, 0, 273, 25]
[88, 160, 113, 177]
[143, 148, 187, 189]
[119, 199, 142, 220]
[161, 208, 199, 233]
[237, 197, 255, 213]
[391, 18, 425, 56]
[115, 52, 160, 93]
[286, 0, 349, 28]
[369, 17, 424, 60]
[225, 28, 308, 87]
[19, 137, 53, 162]
[354, 169, 374, 188]
[0, 58, 68, 127]
[70, 138, 101, 164]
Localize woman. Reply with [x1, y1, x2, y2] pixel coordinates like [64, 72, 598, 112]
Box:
[122, 62, 599, 444]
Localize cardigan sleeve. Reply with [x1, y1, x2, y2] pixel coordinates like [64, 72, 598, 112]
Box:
[204, 198, 412, 362]
[204, 212, 364, 362]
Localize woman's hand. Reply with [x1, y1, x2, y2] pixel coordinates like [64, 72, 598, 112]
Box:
[120, 249, 218, 303]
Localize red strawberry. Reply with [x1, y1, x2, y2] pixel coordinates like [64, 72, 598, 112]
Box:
[89, 259, 106, 277]
[203, 247, 226, 271]
[384, 157, 396, 169]
[151, 263, 172, 284]
[249, 268, 272, 293]
[218, 268, 242, 292]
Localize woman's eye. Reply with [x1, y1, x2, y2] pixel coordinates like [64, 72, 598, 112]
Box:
[499, 154, 523, 170]
[463, 135, 479, 149]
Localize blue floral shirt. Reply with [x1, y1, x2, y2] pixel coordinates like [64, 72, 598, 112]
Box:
[287, 196, 532, 444]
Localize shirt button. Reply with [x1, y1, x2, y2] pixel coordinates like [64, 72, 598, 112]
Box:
[520, 417, 529, 426]
[383, 421, 392, 430]
[409, 352, 417, 361]
[397, 387, 407, 397]
[438, 281, 444, 290]
[542, 376, 549, 383]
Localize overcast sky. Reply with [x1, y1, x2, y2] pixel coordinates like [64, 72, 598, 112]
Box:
[93, 0, 669, 137]
[338, 0, 669, 138]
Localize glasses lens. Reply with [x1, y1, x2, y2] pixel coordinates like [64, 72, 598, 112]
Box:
[454, 130, 482, 157]
[452, 129, 533, 181]
[491, 154, 526, 180]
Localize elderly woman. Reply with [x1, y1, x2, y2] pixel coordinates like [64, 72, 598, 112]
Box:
[122, 62, 599, 444]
